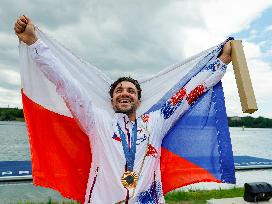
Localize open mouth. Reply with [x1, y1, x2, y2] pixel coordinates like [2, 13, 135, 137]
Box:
[118, 99, 131, 104]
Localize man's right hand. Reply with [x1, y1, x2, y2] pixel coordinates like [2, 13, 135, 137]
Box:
[14, 15, 38, 46]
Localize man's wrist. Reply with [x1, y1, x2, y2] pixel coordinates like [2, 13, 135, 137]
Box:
[219, 54, 231, 65]
[26, 36, 38, 46]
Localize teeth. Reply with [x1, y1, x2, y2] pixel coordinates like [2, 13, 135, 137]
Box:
[120, 99, 129, 103]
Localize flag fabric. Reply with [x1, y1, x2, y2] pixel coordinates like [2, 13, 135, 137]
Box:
[19, 28, 235, 203]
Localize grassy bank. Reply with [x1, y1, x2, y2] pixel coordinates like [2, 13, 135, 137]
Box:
[16, 187, 244, 204]
[165, 187, 244, 204]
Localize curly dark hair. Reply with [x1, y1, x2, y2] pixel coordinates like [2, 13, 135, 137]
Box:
[109, 76, 142, 100]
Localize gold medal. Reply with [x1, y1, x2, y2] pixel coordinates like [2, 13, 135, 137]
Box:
[121, 171, 139, 188]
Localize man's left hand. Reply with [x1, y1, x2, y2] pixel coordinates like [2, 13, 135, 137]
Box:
[219, 41, 232, 64]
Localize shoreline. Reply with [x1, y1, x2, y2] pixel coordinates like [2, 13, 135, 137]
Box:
[1, 120, 272, 129]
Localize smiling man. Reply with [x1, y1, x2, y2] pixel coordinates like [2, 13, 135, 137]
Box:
[15, 15, 231, 203]
[110, 77, 142, 121]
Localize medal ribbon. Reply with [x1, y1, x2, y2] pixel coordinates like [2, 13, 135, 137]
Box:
[117, 121, 137, 171]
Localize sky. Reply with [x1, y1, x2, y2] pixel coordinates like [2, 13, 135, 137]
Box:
[1, 0, 272, 118]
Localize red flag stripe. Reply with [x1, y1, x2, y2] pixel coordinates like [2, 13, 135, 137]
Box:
[160, 147, 221, 194]
[22, 90, 91, 203]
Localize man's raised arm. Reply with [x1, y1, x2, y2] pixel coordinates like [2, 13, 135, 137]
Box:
[159, 42, 231, 136]
[15, 15, 95, 135]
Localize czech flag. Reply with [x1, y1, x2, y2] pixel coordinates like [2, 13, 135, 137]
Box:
[19, 28, 235, 203]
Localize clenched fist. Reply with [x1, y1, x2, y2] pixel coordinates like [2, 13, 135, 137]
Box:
[219, 41, 232, 65]
[14, 15, 38, 45]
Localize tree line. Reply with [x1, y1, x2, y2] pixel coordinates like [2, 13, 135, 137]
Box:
[0, 108, 24, 121]
[228, 116, 272, 128]
[0, 108, 272, 128]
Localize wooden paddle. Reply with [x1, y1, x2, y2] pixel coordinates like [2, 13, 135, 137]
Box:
[230, 40, 258, 113]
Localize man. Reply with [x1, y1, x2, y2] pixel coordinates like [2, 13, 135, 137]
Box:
[15, 15, 231, 203]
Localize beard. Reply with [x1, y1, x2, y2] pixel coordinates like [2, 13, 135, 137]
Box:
[112, 98, 138, 115]
[112, 95, 140, 117]
[113, 103, 137, 115]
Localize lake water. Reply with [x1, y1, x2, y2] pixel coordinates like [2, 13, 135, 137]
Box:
[0, 121, 271, 202]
